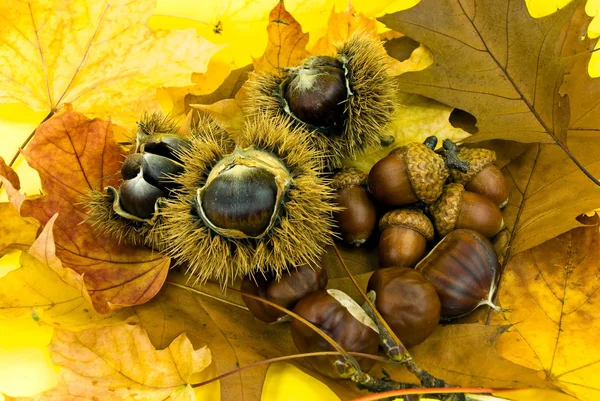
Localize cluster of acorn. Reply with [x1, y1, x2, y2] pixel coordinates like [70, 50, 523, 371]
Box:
[241, 138, 508, 378]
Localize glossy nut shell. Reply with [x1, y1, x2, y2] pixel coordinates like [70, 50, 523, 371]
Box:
[291, 289, 379, 378]
[241, 263, 328, 323]
[416, 229, 499, 319]
[368, 267, 440, 348]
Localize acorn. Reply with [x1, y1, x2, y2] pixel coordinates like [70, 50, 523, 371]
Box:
[245, 33, 396, 169]
[378, 209, 434, 268]
[367, 267, 441, 348]
[291, 289, 380, 378]
[368, 141, 449, 206]
[331, 168, 377, 246]
[416, 229, 499, 319]
[241, 262, 328, 323]
[160, 115, 337, 283]
[428, 183, 504, 238]
[449, 147, 509, 208]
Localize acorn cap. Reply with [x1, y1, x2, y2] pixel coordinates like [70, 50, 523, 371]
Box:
[331, 168, 367, 190]
[450, 148, 496, 185]
[428, 183, 465, 236]
[379, 209, 434, 241]
[403, 142, 449, 204]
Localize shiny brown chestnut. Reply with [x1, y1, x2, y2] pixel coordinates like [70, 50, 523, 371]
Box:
[416, 229, 499, 319]
[291, 289, 379, 378]
[378, 209, 434, 268]
[241, 263, 328, 323]
[285, 56, 347, 130]
[367, 267, 440, 348]
[331, 168, 377, 246]
[428, 183, 504, 238]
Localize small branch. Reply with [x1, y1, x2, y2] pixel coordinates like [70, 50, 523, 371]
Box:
[191, 351, 390, 388]
[350, 387, 514, 401]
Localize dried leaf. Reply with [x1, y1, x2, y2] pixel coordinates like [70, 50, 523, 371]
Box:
[0, 156, 20, 190]
[253, 2, 311, 74]
[490, 217, 600, 401]
[0, 0, 221, 125]
[311, 5, 379, 55]
[29, 322, 211, 401]
[0, 215, 124, 327]
[383, 324, 558, 390]
[343, 93, 471, 172]
[19, 112, 170, 313]
[380, 0, 599, 176]
[190, 99, 245, 135]
[0, 201, 37, 256]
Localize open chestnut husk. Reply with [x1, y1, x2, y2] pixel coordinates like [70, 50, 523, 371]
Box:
[416, 229, 500, 319]
[291, 289, 379, 378]
[367, 267, 440, 348]
[241, 263, 328, 323]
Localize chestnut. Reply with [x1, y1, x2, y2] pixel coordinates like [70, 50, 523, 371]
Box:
[367, 267, 440, 348]
[331, 168, 377, 246]
[378, 209, 434, 268]
[241, 263, 328, 323]
[416, 229, 499, 319]
[195, 147, 292, 239]
[291, 289, 379, 378]
[428, 183, 504, 238]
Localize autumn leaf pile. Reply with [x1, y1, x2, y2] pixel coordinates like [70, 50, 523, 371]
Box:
[0, 0, 599, 401]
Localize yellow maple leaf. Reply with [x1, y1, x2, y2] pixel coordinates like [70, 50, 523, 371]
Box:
[0, 0, 221, 126]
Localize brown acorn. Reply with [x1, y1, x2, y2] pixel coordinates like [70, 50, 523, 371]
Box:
[450, 147, 510, 208]
[368, 142, 449, 206]
[428, 183, 504, 238]
[416, 229, 499, 319]
[378, 209, 434, 268]
[367, 267, 440, 348]
[241, 262, 328, 323]
[331, 168, 377, 246]
[291, 289, 380, 378]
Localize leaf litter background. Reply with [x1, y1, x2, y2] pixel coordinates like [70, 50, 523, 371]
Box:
[0, 0, 600, 400]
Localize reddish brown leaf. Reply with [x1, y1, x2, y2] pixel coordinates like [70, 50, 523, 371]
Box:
[20, 111, 170, 313]
[0, 156, 20, 190]
[253, 2, 311, 74]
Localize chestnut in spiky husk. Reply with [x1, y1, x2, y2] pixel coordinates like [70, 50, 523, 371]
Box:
[85, 113, 190, 248]
[160, 115, 337, 283]
[416, 229, 500, 319]
[241, 262, 328, 323]
[245, 33, 396, 169]
[378, 209, 434, 268]
[331, 168, 377, 246]
[291, 289, 380, 378]
[428, 183, 504, 238]
[367, 267, 440, 348]
[450, 147, 510, 208]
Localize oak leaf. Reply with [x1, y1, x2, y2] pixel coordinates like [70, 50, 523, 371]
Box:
[380, 0, 600, 181]
[30, 322, 211, 401]
[18, 111, 170, 313]
[0, 0, 221, 126]
[491, 215, 600, 401]
[0, 214, 126, 327]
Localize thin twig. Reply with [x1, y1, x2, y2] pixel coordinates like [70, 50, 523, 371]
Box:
[350, 387, 515, 401]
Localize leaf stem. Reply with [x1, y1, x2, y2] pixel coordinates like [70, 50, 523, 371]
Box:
[8, 110, 54, 168]
[190, 351, 390, 388]
[350, 387, 515, 401]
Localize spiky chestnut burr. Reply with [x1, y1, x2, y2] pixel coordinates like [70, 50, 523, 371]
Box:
[245, 33, 396, 169]
[160, 115, 337, 283]
[448, 145, 510, 208]
[428, 183, 504, 238]
[331, 168, 377, 246]
[85, 113, 190, 248]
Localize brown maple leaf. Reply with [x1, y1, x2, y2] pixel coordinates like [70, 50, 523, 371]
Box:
[16, 111, 170, 314]
[380, 0, 600, 185]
